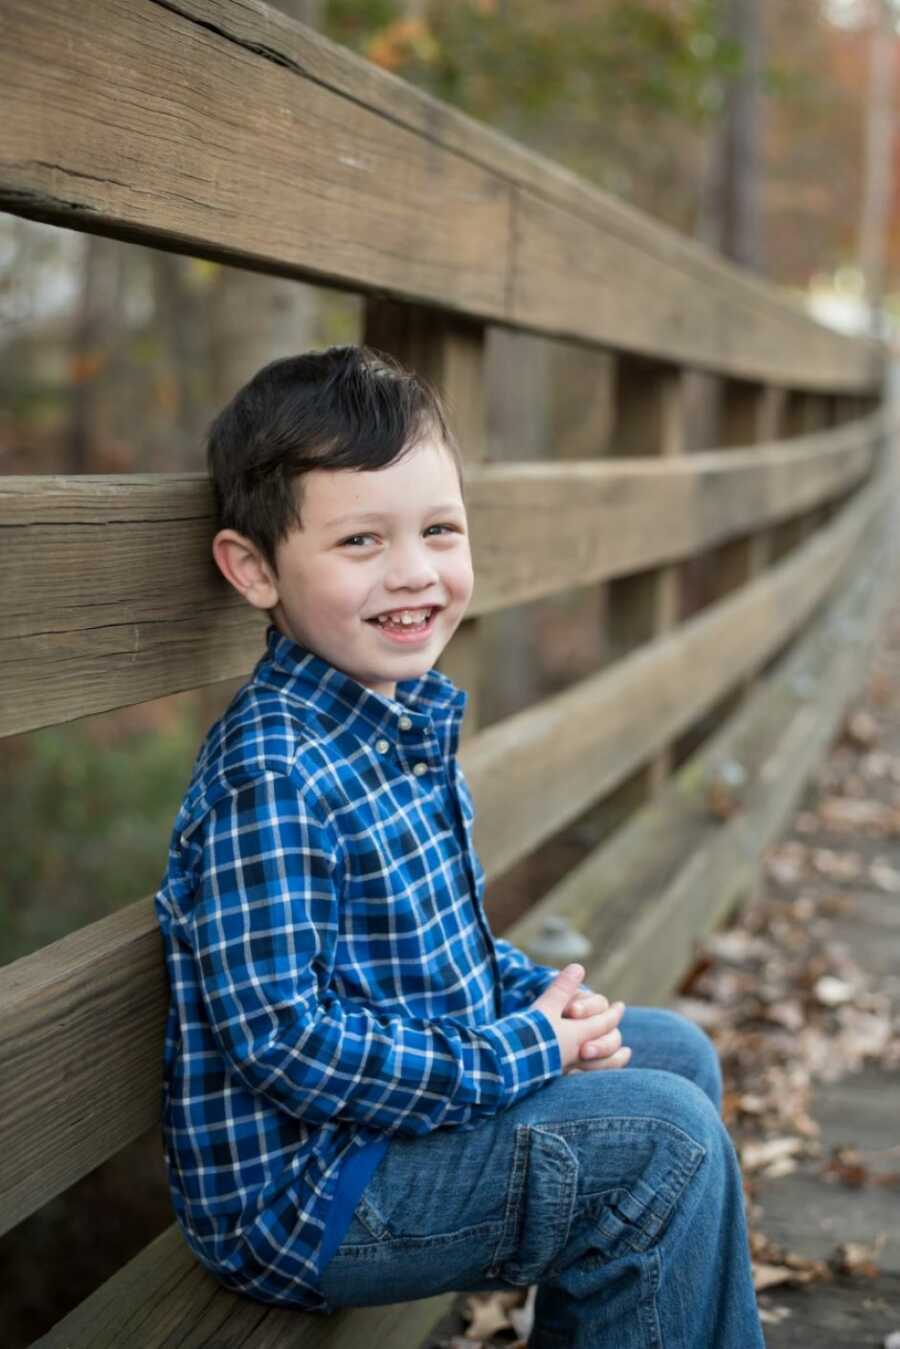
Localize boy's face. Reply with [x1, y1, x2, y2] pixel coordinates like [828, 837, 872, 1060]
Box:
[266, 437, 473, 699]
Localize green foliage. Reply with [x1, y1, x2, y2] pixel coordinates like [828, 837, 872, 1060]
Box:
[0, 705, 204, 964]
[325, 0, 737, 134]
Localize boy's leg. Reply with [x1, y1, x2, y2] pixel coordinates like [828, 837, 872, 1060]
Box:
[319, 1012, 763, 1348]
[613, 1005, 723, 1108]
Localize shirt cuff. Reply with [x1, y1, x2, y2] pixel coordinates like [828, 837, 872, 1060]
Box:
[481, 1008, 562, 1101]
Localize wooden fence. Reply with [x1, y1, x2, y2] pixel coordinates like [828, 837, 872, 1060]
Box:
[0, 1, 896, 1344]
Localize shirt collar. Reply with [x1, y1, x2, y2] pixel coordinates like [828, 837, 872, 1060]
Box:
[255, 625, 468, 754]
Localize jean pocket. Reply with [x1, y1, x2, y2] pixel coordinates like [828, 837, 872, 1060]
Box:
[495, 1124, 579, 1286]
[343, 1189, 392, 1244]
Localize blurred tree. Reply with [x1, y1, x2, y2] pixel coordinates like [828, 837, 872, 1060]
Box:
[859, 0, 898, 325]
[326, 0, 730, 233]
[699, 0, 764, 269]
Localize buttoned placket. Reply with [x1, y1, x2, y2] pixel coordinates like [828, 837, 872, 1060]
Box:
[394, 712, 436, 780]
[375, 699, 504, 1018]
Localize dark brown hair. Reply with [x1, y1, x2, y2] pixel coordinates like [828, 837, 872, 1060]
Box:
[207, 345, 460, 568]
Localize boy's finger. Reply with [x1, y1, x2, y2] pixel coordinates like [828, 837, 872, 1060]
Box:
[597, 1046, 632, 1070]
[580, 1027, 623, 1060]
[568, 992, 609, 1016]
[579, 1046, 632, 1072]
[575, 1001, 625, 1033]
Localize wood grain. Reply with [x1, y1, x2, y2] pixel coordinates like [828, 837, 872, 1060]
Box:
[0, 0, 878, 389]
[32, 1223, 453, 1348]
[468, 471, 883, 880]
[507, 508, 894, 1006]
[0, 470, 889, 1239]
[0, 418, 880, 736]
[0, 899, 167, 1237]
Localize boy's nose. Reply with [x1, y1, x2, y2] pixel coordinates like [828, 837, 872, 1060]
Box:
[384, 543, 440, 592]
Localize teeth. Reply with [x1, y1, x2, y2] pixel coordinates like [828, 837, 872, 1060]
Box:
[376, 608, 431, 626]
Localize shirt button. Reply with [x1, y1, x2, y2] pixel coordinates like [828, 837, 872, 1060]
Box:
[398, 715, 413, 732]
[375, 738, 390, 754]
[412, 762, 428, 777]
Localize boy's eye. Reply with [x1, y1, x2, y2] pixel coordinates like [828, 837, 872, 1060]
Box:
[340, 534, 376, 547]
[424, 523, 460, 537]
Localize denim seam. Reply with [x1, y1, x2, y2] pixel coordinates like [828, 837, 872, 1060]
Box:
[331, 1218, 503, 1263]
[540, 1114, 707, 1157]
[488, 1122, 531, 1271]
[639, 1246, 664, 1348]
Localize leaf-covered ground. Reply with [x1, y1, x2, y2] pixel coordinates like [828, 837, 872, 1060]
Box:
[425, 605, 900, 1349]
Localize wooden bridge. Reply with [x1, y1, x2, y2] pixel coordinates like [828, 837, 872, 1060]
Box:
[0, 1, 896, 1344]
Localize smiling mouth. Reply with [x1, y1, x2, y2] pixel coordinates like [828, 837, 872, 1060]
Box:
[368, 606, 437, 630]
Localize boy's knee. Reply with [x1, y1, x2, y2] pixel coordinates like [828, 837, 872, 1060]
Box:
[632, 1068, 727, 1163]
[665, 1009, 723, 1109]
[627, 1007, 723, 1110]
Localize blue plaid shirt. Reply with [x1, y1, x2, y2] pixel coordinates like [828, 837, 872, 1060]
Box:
[155, 627, 562, 1311]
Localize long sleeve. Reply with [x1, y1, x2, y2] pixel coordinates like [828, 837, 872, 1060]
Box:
[187, 772, 561, 1138]
[493, 936, 559, 1016]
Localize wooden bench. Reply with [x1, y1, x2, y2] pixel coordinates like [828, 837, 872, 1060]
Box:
[0, 1, 894, 1344]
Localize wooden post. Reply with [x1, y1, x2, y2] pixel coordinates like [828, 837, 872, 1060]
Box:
[721, 379, 788, 584]
[603, 356, 688, 809]
[771, 391, 832, 559]
[364, 299, 486, 738]
[673, 378, 781, 760]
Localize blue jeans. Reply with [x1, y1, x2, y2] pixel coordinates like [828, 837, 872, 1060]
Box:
[319, 1008, 765, 1348]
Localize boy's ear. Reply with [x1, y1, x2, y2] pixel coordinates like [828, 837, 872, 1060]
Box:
[212, 529, 279, 611]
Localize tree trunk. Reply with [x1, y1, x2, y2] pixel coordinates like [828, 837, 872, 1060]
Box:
[859, 0, 897, 334]
[698, 0, 764, 272]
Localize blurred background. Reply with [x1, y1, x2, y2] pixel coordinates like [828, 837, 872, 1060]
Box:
[1, 1, 899, 1342]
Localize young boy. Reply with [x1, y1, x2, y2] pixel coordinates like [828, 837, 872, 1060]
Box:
[155, 346, 765, 1347]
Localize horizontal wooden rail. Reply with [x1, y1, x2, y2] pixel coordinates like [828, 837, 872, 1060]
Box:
[0, 462, 890, 1236]
[0, 0, 878, 390]
[0, 899, 167, 1237]
[0, 413, 882, 737]
[31, 1224, 452, 1349]
[14, 488, 897, 1349]
[508, 503, 896, 1003]
[469, 467, 883, 879]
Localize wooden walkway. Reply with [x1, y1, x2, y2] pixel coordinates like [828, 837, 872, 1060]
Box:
[422, 586, 900, 1348]
[754, 594, 900, 1348]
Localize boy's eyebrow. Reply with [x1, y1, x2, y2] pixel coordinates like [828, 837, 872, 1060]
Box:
[324, 502, 465, 528]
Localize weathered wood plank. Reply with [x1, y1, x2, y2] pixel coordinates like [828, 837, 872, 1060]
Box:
[31, 1223, 454, 1349]
[0, 417, 880, 736]
[0, 900, 167, 1237]
[0, 472, 889, 1237]
[25, 503, 897, 1349]
[507, 508, 894, 1006]
[468, 471, 883, 880]
[0, 0, 878, 389]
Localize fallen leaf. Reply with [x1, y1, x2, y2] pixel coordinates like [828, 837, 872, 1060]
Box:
[463, 1290, 524, 1342]
[814, 975, 855, 1007]
[758, 1303, 792, 1325]
[868, 858, 900, 892]
[508, 1286, 537, 1339]
[819, 796, 900, 835]
[753, 1262, 797, 1292]
[811, 848, 864, 881]
[843, 709, 880, 749]
[741, 1137, 806, 1173]
[821, 1145, 870, 1188]
[827, 1234, 886, 1278]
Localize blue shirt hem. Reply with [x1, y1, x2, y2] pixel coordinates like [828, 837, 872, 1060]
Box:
[319, 1137, 391, 1273]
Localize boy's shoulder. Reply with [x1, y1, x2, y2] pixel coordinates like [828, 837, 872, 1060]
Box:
[175, 626, 468, 827]
[175, 671, 336, 834]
